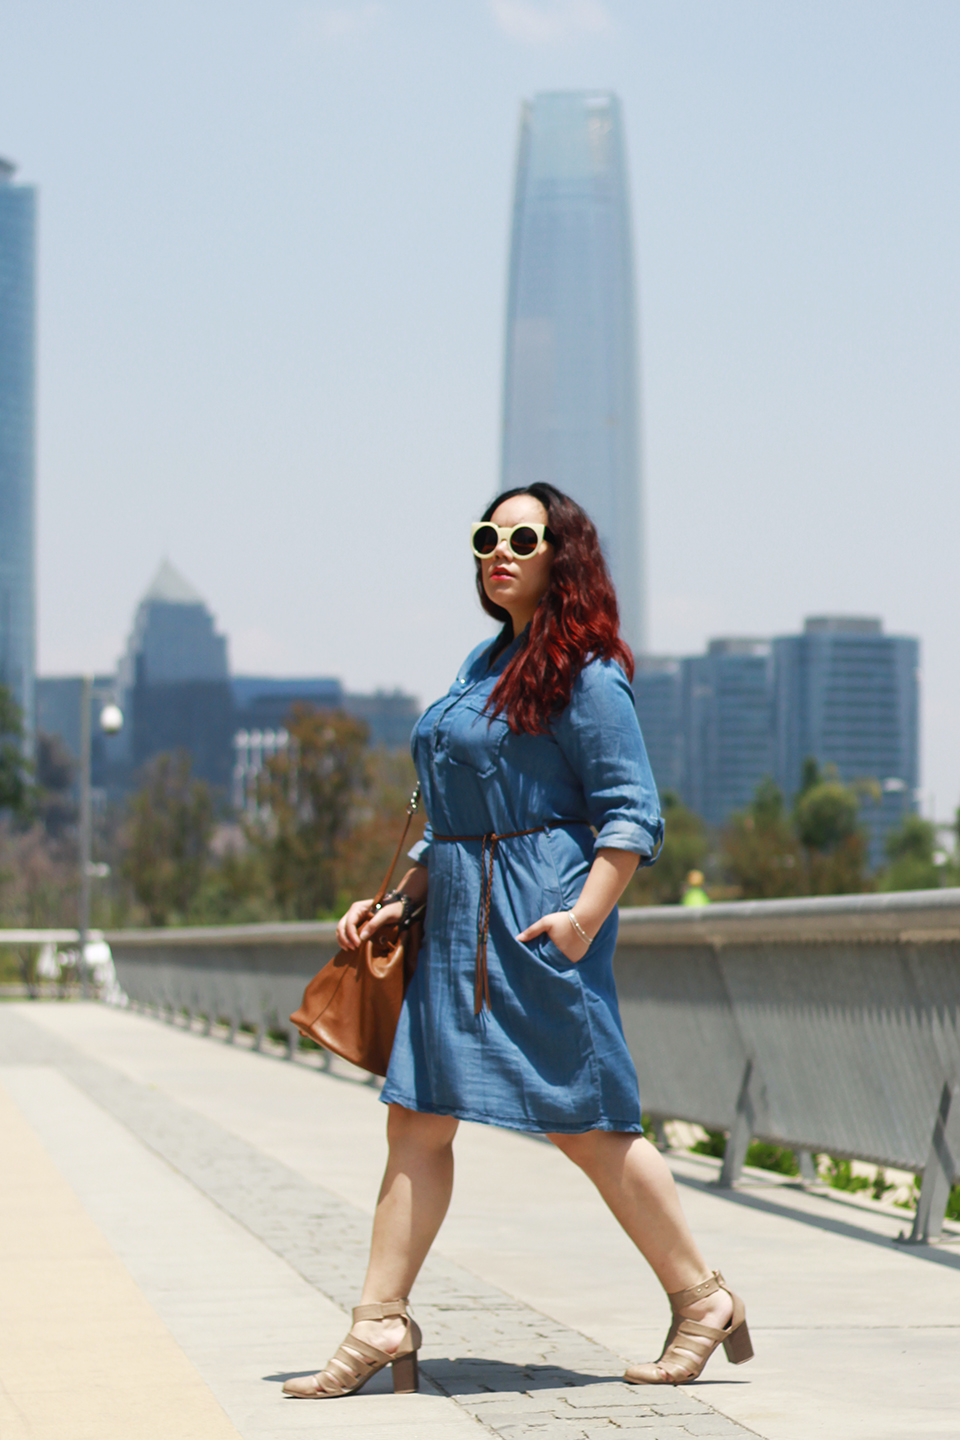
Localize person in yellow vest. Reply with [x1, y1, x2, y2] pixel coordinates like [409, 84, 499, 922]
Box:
[681, 870, 710, 907]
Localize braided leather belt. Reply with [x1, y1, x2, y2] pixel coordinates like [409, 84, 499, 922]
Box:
[432, 824, 565, 1014]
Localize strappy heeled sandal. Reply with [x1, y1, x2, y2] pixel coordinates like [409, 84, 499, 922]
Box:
[625, 1270, 753, 1385]
[282, 1298, 422, 1398]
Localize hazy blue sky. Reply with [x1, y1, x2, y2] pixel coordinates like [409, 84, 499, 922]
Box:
[2, 1, 959, 814]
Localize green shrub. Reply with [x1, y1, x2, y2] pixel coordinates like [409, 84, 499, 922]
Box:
[745, 1141, 800, 1176]
[690, 1129, 727, 1158]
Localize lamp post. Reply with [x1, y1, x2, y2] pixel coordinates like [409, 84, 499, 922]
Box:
[78, 675, 123, 993]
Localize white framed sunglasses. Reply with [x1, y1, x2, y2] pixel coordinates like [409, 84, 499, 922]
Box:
[471, 521, 555, 559]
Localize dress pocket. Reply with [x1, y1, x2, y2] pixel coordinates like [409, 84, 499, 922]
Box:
[537, 933, 577, 970]
[443, 698, 509, 778]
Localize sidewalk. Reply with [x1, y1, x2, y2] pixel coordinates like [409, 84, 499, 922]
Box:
[2, 1001, 958, 1440]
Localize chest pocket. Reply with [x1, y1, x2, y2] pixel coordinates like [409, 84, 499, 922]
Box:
[441, 696, 509, 778]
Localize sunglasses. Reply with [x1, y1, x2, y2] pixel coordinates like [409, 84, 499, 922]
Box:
[471, 521, 555, 559]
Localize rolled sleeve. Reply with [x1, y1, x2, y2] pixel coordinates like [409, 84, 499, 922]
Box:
[407, 820, 433, 867]
[554, 659, 664, 864]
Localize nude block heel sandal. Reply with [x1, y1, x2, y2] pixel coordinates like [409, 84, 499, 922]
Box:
[282, 1298, 422, 1399]
[625, 1270, 753, 1386]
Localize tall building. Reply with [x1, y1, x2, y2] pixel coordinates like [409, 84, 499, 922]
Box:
[117, 561, 235, 790]
[680, 640, 775, 829]
[233, 676, 344, 733]
[631, 617, 920, 866]
[35, 675, 117, 791]
[633, 656, 683, 799]
[774, 617, 919, 867]
[0, 157, 36, 739]
[501, 92, 644, 650]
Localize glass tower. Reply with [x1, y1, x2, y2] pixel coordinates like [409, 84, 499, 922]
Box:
[117, 561, 235, 790]
[680, 640, 776, 829]
[633, 656, 684, 799]
[773, 617, 919, 868]
[0, 158, 36, 739]
[501, 92, 644, 650]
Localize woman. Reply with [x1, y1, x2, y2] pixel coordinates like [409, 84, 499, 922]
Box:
[283, 483, 752, 1399]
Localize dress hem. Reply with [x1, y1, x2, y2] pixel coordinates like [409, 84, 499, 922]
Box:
[378, 1088, 643, 1136]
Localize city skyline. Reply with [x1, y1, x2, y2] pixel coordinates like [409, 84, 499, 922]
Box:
[501, 91, 644, 650]
[3, 3, 958, 816]
[634, 616, 919, 865]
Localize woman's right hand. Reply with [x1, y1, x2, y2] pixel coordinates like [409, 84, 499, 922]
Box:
[337, 899, 403, 951]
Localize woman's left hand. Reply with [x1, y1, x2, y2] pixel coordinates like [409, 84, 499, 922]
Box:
[517, 910, 590, 963]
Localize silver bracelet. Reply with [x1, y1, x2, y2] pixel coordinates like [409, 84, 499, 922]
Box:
[568, 910, 594, 946]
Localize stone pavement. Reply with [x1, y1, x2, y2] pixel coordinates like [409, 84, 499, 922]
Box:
[2, 1003, 959, 1440]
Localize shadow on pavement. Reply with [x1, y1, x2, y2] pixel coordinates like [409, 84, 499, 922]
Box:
[674, 1170, 960, 1273]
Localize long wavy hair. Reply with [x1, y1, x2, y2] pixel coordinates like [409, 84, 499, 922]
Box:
[476, 483, 634, 735]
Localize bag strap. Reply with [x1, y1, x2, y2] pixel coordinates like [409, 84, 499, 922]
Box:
[372, 784, 421, 906]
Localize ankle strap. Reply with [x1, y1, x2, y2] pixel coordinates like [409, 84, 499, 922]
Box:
[668, 1270, 723, 1309]
[352, 1298, 409, 1322]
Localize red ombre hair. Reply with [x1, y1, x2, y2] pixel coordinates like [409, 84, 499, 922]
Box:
[476, 483, 634, 735]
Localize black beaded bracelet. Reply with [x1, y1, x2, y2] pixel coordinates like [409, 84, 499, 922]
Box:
[372, 889, 403, 914]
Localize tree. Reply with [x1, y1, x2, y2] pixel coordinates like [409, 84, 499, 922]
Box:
[120, 752, 214, 925]
[721, 778, 806, 900]
[722, 763, 873, 900]
[622, 792, 708, 906]
[0, 685, 32, 818]
[793, 759, 872, 896]
[249, 707, 371, 918]
[878, 814, 942, 892]
[334, 746, 426, 911]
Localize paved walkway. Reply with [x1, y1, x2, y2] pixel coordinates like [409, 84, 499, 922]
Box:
[1, 1003, 958, 1440]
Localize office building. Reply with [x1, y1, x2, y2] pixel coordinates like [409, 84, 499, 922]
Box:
[35, 675, 118, 792]
[501, 92, 645, 649]
[233, 678, 419, 751]
[342, 690, 421, 749]
[117, 561, 234, 791]
[774, 617, 919, 867]
[631, 617, 919, 865]
[233, 676, 344, 732]
[633, 656, 683, 800]
[0, 157, 36, 739]
[680, 640, 775, 829]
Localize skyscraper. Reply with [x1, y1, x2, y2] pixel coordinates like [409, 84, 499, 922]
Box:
[117, 561, 235, 790]
[681, 640, 775, 829]
[0, 157, 36, 739]
[501, 93, 644, 649]
[632, 656, 683, 799]
[774, 617, 919, 867]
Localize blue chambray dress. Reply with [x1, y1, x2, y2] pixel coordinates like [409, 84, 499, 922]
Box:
[380, 631, 664, 1134]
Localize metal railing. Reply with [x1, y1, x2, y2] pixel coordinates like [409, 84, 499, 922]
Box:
[612, 890, 960, 1242]
[59, 889, 960, 1242]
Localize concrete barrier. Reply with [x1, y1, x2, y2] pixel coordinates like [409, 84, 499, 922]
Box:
[106, 888, 960, 1242]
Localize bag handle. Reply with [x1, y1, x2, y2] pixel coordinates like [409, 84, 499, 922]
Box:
[371, 784, 421, 906]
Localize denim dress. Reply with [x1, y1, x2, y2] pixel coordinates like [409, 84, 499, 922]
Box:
[380, 632, 664, 1134]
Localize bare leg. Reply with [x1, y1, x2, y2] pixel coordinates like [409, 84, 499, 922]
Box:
[547, 1131, 733, 1334]
[351, 1105, 458, 1354]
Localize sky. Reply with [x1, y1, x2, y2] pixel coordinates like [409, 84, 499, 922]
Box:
[2, 0, 959, 815]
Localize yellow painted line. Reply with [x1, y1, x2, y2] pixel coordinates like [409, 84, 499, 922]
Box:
[0, 1082, 244, 1440]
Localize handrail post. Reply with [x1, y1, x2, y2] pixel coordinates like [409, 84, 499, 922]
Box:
[901, 1081, 959, 1245]
[718, 1058, 756, 1188]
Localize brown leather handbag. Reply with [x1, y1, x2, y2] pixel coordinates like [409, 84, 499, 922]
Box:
[289, 787, 424, 1077]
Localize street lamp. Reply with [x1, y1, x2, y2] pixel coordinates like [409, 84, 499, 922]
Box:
[78, 675, 123, 992]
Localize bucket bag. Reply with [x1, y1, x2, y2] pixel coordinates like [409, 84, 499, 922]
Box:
[289, 786, 424, 1077]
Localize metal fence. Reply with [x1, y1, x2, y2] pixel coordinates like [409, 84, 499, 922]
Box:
[90, 889, 960, 1242]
